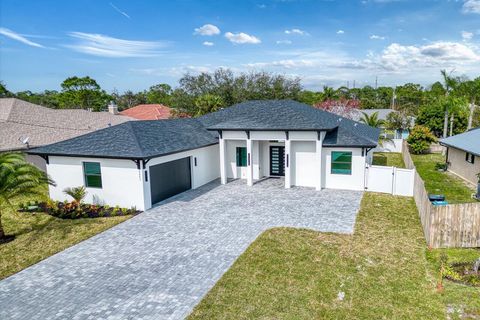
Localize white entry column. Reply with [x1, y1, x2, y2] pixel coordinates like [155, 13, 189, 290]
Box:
[219, 135, 227, 184]
[246, 136, 253, 186]
[284, 136, 291, 188]
[316, 131, 326, 191]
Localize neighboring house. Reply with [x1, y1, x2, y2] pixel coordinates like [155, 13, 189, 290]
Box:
[28, 100, 380, 211]
[0, 98, 133, 170]
[440, 128, 480, 185]
[120, 104, 172, 120]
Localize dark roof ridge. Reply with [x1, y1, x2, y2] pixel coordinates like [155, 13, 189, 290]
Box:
[126, 121, 145, 157]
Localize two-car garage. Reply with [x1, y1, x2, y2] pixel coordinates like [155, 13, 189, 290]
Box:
[149, 157, 192, 205]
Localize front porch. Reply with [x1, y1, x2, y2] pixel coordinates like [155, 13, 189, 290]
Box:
[218, 130, 326, 190]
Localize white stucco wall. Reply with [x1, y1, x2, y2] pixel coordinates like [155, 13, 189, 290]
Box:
[323, 147, 366, 191]
[46, 144, 220, 211]
[291, 141, 317, 187]
[47, 156, 146, 210]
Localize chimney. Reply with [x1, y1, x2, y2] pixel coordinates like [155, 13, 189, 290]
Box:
[108, 101, 119, 115]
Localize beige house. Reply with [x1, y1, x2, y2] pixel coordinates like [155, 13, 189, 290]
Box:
[0, 98, 133, 169]
[440, 128, 480, 185]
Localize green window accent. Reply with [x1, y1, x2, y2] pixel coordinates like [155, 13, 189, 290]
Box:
[331, 151, 352, 175]
[236, 147, 247, 167]
[83, 162, 102, 188]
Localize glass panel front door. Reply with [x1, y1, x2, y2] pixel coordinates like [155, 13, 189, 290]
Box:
[270, 146, 285, 176]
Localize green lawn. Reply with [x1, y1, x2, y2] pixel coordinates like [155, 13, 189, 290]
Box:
[0, 190, 131, 280]
[427, 247, 480, 319]
[372, 152, 406, 168]
[412, 153, 476, 204]
[189, 193, 479, 319]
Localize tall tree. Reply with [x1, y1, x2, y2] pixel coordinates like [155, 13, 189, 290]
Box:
[171, 69, 301, 116]
[321, 86, 338, 101]
[0, 82, 14, 98]
[456, 78, 480, 130]
[146, 83, 172, 105]
[440, 69, 458, 138]
[0, 153, 54, 241]
[194, 94, 224, 117]
[58, 76, 110, 111]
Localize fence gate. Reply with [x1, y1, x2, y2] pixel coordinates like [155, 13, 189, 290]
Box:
[365, 165, 414, 196]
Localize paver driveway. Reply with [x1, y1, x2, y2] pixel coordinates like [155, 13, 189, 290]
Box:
[0, 178, 362, 320]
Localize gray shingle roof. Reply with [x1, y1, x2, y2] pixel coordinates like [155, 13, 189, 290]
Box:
[199, 100, 380, 147]
[28, 119, 218, 159]
[0, 98, 133, 151]
[440, 128, 480, 156]
[29, 100, 380, 159]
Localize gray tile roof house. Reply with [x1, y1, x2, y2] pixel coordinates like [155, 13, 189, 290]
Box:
[29, 100, 380, 160]
[440, 128, 480, 156]
[439, 128, 480, 185]
[0, 98, 133, 152]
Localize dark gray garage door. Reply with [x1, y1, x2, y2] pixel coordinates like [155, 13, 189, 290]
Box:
[150, 157, 191, 205]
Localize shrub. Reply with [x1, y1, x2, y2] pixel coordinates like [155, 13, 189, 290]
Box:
[407, 125, 437, 154]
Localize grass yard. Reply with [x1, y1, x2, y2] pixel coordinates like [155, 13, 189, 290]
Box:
[412, 153, 476, 204]
[190, 193, 479, 319]
[0, 190, 131, 280]
[372, 152, 406, 168]
[427, 247, 480, 319]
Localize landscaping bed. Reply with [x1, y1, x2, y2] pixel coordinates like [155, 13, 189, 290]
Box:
[19, 200, 141, 219]
[1, 192, 133, 280]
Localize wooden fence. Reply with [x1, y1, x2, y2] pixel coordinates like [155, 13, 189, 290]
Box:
[402, 141, 480, 248]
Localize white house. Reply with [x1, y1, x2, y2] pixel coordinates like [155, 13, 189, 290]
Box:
[29, 100, 380, 211]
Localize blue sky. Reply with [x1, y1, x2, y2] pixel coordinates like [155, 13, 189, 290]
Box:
[1, 0, 479, 92]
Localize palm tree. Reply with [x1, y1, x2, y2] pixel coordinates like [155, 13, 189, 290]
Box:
[0, 153, 54, 241]
[359, 111, 385, 127]
[321, 86, 338, 101]
[440, 69, 458, 138]
[359, 111, 392, 147]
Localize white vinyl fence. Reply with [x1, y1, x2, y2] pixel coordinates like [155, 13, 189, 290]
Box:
[365, 165, 414, 196]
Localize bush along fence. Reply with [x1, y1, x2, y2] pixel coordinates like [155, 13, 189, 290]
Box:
[402, 141, 480, 248]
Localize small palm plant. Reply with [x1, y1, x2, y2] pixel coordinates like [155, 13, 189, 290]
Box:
[0, 153, 54, 242]
[63, 186, 87, 203]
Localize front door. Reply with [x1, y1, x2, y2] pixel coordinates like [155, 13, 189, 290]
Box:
[270, 146, 285, 176]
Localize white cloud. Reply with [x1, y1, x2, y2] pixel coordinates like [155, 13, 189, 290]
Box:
[109, 2, 130, 19]
[276, 40, 292, 45]
[244, 59, 315, 69]
[224, 32, 261, 44]
[285, 28, 307, 35]
[337, 30, 345, 34]
[203, 41, 214, 46]
[194, 24, 220, 36]
[66, 32, 167, 57]
[0, 27, 44, 48]
[462, 0, 480, 14]
[462, 30, 474, 41]
[376, 41, 480, 71]
[370, 35, 386, 40]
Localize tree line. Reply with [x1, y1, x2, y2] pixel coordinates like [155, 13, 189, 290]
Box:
[1, 68, 479, 137]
